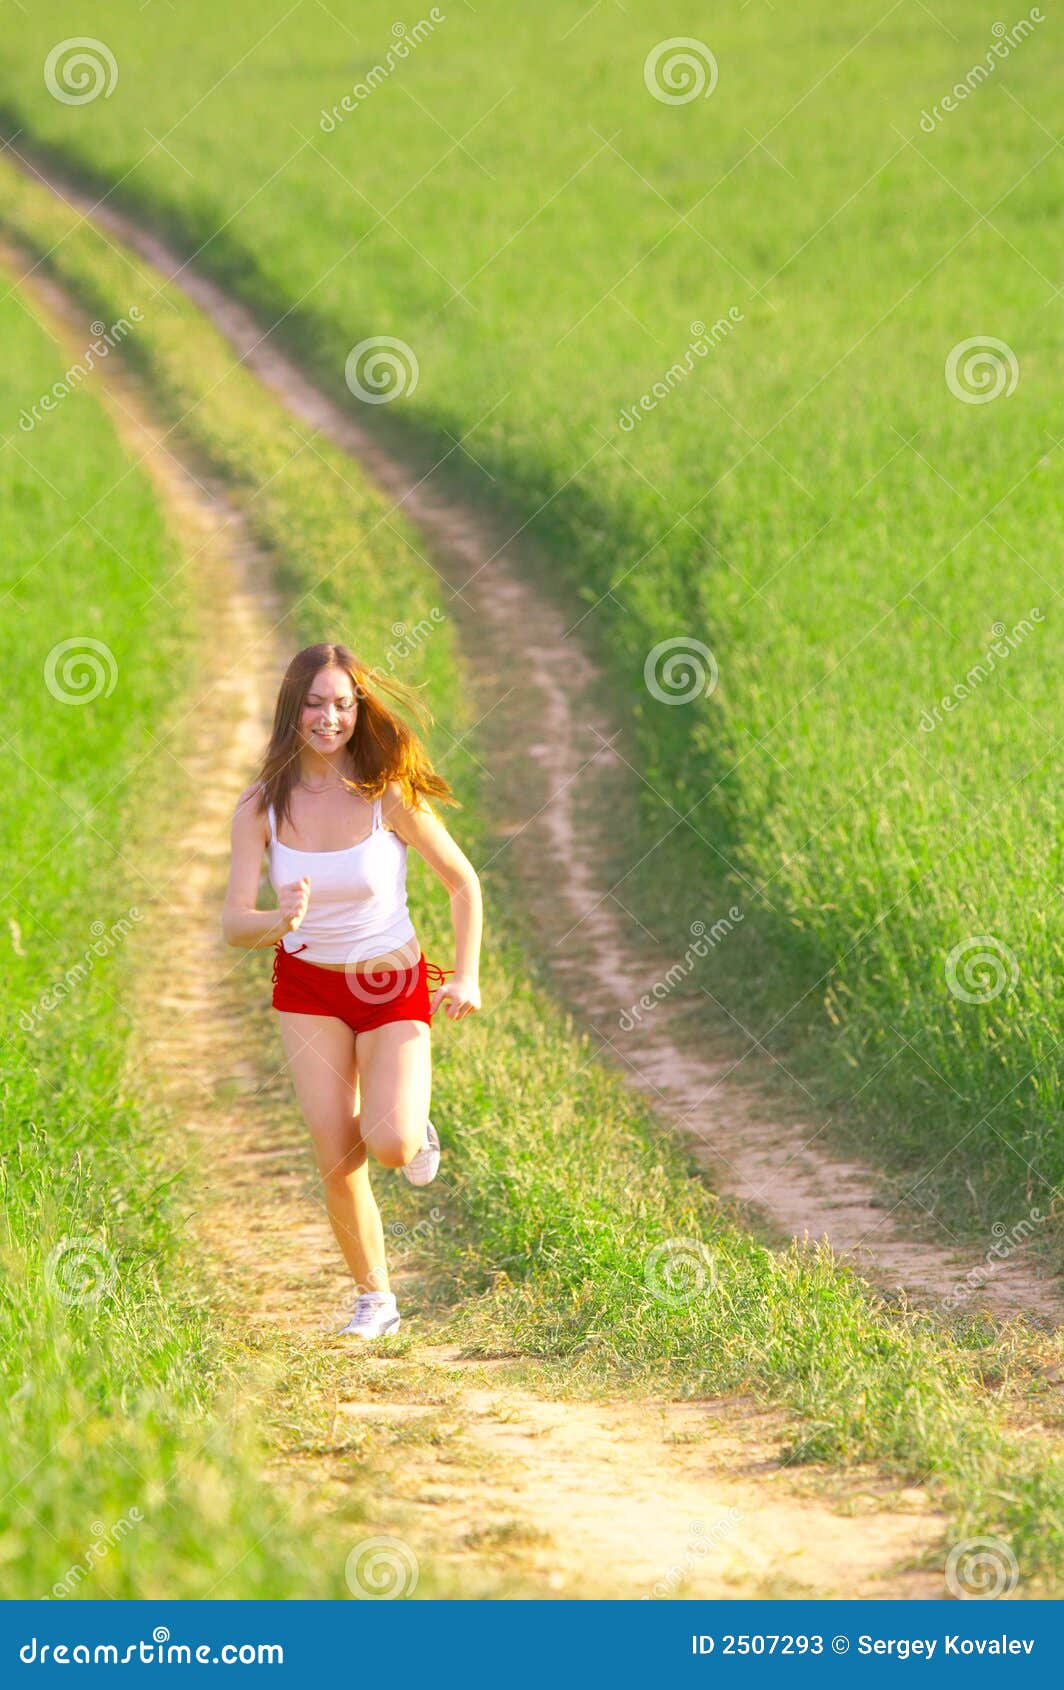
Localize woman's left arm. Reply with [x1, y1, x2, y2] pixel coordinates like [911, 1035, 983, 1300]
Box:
[383, 783, 483, 1020]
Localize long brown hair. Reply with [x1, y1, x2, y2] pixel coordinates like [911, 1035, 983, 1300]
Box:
[256, 641, 456, 835]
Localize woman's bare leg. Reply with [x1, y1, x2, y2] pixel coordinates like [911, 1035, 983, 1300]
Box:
[355, 1019, 432, 1168]
[277, 1011, 391, 1294]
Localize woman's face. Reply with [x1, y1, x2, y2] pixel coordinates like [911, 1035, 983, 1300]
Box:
[299, 665, 358, 753]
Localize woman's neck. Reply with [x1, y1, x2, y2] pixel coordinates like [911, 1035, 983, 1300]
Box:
[296, 752, 354, 792]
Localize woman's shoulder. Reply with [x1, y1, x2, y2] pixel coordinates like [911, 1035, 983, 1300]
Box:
[379, 778, 404, 834]
[233, 782, 269, 833]
[380, 778, 434, 836]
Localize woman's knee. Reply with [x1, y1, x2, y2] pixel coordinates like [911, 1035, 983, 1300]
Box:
[359, 1112, 421, 1168]
[313, 1123, 368, 1184]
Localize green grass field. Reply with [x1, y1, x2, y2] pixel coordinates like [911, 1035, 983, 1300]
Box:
[1, 0, 1059, 1234]
[4, 155, 1064, 1593]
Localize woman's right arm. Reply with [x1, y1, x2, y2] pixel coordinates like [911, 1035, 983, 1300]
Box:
[221, 786, 303, 949]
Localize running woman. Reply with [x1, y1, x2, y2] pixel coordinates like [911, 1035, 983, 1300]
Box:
[221, 642, 482, 1339]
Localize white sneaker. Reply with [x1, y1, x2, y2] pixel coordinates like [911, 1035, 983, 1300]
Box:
[401, 1118, 440, 1187]
[337, 1291, 401, 1339]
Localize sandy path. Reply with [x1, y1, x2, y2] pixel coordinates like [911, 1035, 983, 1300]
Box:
[336, 1357, 947, 1599]
[3, 229, 953, 1601]
[14, 153, 1060, 1329]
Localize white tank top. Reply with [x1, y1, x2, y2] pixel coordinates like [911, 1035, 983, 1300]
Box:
[266, 793, 417, 965]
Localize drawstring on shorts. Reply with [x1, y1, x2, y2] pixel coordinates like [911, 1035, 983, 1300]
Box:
[271, 939, 307, 989]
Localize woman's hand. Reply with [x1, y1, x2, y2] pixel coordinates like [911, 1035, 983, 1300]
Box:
[278, 876, 311, 932]
[431, 973, 481, 1021]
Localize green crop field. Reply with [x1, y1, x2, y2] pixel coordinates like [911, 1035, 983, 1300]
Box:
[1, 0, 1062, 1605]
[2, 0, 1058, 1232]
[3, 163, 1063, 1594]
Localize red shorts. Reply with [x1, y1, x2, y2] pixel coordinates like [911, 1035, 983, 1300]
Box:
[271, 943, 452, 1034]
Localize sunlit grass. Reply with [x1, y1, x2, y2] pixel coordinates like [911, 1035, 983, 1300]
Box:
[0, 0, 1059, 1228]
[3, 158, 1062, 1590]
